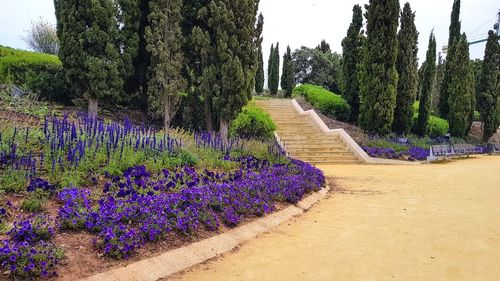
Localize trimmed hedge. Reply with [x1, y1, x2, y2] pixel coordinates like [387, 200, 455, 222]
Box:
[0, 45, 72, 104]
[293, 84, 350, 121]
[230, 102, 277, 140]
[412, 102, 449, 137]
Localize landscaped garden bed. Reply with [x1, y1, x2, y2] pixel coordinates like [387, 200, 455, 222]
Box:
[0, 113, 325, 280]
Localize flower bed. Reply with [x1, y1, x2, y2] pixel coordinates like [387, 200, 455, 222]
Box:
[0, 113, 325, 278]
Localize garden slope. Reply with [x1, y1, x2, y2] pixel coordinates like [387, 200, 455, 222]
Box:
[174, 156, 500, 281]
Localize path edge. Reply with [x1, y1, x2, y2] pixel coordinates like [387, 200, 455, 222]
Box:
[82, 184, 330, 281]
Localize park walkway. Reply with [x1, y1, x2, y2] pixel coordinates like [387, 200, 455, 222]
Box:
[173, 156, 500, 281]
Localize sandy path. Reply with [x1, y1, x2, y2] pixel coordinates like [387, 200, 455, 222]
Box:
[172, 156, 500, 281]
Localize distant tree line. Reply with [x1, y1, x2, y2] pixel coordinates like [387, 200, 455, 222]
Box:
[337, 0, 499, 140]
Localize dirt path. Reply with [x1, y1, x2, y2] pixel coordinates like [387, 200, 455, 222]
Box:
[172, 156, 500, 281]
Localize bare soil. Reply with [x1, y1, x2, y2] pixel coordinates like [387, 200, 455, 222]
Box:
[175, 156, 500, 281]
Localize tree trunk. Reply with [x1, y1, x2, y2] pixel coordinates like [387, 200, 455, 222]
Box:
[88, 97, 98, 119]
[204, 98, 213, 131]
[220, 119, 229, 147]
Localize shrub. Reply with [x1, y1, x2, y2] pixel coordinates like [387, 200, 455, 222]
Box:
[293, 84, 350, 121]
[230, 102, 277, 140]
[412, 102, 449, 137]
[0, 45, 72, 104]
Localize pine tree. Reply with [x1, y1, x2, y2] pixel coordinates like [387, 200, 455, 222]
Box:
[268, 42, 280, 95]
[478, 30, 500, 141]
[145, 0, 186, 129]
[317, 40, 331, 54]
[255, 13, 265, 94]
[439, 0, 461, 118]
[416, 32, 436, 136]
[393, 2, 419, 135]
[341, 4, 363, 123]
[448, 34, 474, 138]
[359, 0, 400, 135]
[54, 0, 123, 118]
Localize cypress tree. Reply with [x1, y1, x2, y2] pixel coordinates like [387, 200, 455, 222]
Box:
[182, 0, 216, 131]
[281, 46, 295, 97]
[416, 32, 436, 136]
[145, 0, 186, 129]
[117, 0, 141, 94]
[393, 2, 419, 135]
[478, 30, 500, 141]
[54, 0, 123, 118]
[255, 13, 265, 94]
[359, 0, 400, 135]
[432, 54, 445, 112]
[268, 42, 280, 95]
[439, 0, 461, 118]
[341, 4, 363, 123]
[448, 34, 474, 138]
[207, 0, 260, 142]
[267, 43, 275, 93]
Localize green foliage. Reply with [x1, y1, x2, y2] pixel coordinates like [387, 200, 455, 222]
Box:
[341, 4, 364, 123]
[281, 46, 295, 98]
[448, 34, 474, 138]
[0, 170, 27, 193]
[293, 84, 350, 121]
[416, 32, 437, 136]
[255, 14, 265, 94]
[366, 139, 409, 153]
[477, 31, 500, 141]
[229, 103, 277, 140]
[439, 0, 462, 118]
[394, 3, 419, 135]
[359, 0, 400, 135]
[145, 0, 186, 129]
[268, 42, 280, 95]
[21, 190, 50, 213]
[0, 45, 72, 104]
[292, 46, 344, 95]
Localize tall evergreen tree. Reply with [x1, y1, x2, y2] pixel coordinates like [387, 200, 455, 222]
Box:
[359, 0, 400, 135]
[268, 42, 280, 95]
[182, 0, 216, 131]
[448, 34, 474, 138]
[145, 0, 186, 129]
[439, 0, 461, 118]
[317, 40, 331, 54]
[267, 43, 275, 93]
[281, 46, 295, 97]
[341, 4, 363, 123]
[54, 0, 123, 118]
[255, 13, 265, 94]
[416, 32, 436, 136]
[478, 30, 500, 141]
[393, 2, 419, 135]
[432, 53, 445, 112]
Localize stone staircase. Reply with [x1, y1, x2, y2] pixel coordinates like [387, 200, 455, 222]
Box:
[255, 99, 363, 164]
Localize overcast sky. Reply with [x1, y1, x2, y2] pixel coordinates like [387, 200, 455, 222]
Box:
[1, 0, 498, 67]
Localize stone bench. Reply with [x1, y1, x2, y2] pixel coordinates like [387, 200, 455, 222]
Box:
[428, 144, 483, 161]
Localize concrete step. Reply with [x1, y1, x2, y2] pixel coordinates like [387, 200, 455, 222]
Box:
[288, 146, 352, 153]
[290, 151, 354, 157]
